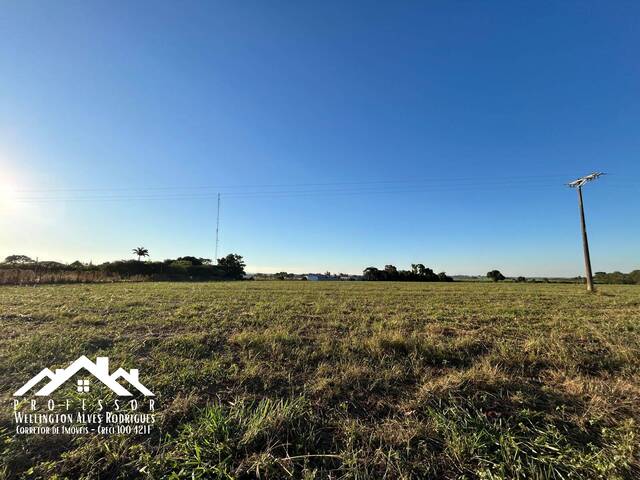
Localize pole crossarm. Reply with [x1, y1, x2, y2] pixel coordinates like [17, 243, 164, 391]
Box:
[567, 172, 605, 188]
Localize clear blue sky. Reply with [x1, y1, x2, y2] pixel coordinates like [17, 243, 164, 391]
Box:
[1, 1, 638, 276]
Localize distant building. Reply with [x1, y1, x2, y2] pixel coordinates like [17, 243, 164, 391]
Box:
[340, 275, 363, 281]
[305, 274, 336, 281]
[304, 273, 362, 281]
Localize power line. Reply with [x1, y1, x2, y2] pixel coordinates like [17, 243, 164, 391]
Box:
[12, 177, 635, 203]
[13, 173, 580, 194]
[12, 186, 555, 202]
[7, 176, 591, 199]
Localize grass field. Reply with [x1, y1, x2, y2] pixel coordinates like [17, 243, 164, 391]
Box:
[1, 281, 639, 479]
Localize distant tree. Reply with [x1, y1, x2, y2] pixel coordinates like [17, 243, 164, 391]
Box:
[4, 255, 34, 264]
[438, 272, 453, 282]
[364, 264, 447, 282]
[487, 270, 505, 282]
[175, 256, 211, 266]
[516, 276, 527, 283]
[69, 261, 84, 268]
[217, 254, 246, 278]
[39, 261, 65, 268]
[169, 260, 192, 269]
[424, 267, 438, 281]
[594, 270, 640, 285]
[363, 267, 380, 281]
[176, 256, 199, 265]
[132, 247, 149, 262]
[382, 265, 398, 280]
[410, 263, 429, 277]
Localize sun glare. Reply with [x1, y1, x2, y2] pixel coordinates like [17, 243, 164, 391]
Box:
[0, 175, 23, 214]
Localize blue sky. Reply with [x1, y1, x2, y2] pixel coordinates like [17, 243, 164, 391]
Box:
[0, 1, 638, 275]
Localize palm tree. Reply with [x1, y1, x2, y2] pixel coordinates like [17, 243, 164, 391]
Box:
[132, 247, 149, 262]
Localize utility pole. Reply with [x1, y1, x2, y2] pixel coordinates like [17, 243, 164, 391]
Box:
[567, 172, 605, 292]
[215, 193, 220, 262]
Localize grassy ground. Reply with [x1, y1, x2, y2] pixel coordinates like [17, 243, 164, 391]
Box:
[1, 281, 639, 479]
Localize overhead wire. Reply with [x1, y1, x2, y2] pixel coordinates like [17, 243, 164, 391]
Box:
[11, 173, 632, 203]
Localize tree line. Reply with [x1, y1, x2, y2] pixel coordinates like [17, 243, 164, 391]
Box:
[363, 264, 453, 282]
[594, 270, 640, 285]
[1, 252, 247, 281]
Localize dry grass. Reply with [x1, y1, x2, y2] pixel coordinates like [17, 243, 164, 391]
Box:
[0, 281, 639, 479]
[0, 269, 141, 285]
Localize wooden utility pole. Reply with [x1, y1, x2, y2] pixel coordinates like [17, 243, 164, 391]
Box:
[577, 185, 594, 291]
[567, 172, 604, 292]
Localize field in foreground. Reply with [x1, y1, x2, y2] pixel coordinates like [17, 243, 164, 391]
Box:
[1, 282, 639, 479]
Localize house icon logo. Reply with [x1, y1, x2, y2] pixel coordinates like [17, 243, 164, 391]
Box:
[13, 356, 154, 397]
